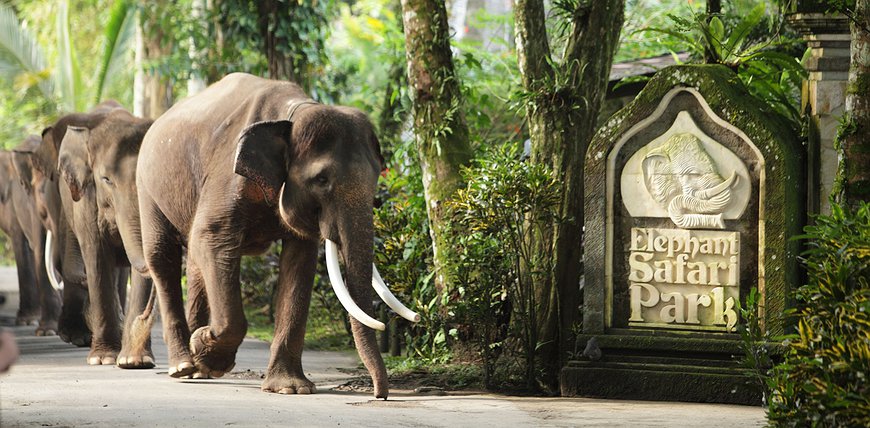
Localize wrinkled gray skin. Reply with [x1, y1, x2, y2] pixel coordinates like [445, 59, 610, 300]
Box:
[137, 73, 388, 397]
[0, 140, 61, 334]
[32, 103, 155, 367]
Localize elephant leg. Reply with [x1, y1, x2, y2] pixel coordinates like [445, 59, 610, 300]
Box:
[262, 237, 317, 395]
[118, 272, 155, 369]
[58, 283, 91, 347]
[185, 261, 209, 335]
[57, 234, 92, 347]
[12, 233, 39, 326]
[81, 244, 123, 365]
[33, 229, 61, 336]
[141, 198, 193, 377]
[186, 218, 246, 378]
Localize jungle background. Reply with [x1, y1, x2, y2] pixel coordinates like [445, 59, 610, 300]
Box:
[0, 0, 867, 425]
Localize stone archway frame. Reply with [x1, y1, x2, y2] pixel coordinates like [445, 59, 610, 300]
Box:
[583, 65, 806, 337]
[604, 87, 766, 329]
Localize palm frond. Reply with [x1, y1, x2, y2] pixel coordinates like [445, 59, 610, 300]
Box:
[0, 3, 53, 100]
[94, 0, 136, 105]
[55, 0, 84, 113]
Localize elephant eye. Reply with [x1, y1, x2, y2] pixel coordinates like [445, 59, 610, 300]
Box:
[101, 176, 113, 185]
[313, 174, 329, 186]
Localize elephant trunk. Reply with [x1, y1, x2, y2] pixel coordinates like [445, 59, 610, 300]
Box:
[115, 193, 148, 277]
[335, 213, 389, 399]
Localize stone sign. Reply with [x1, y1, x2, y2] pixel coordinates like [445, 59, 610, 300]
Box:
[561, 65, 806, 405]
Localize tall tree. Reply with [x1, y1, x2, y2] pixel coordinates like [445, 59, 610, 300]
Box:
[514, 0, 625, 390]
[134, 2, 174, 119]
[837, 0, 870, 205]
[401, 0, 473, 293]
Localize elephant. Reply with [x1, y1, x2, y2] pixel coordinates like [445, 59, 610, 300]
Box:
[137, 72, 417, 398]
[643, 132, 738, 229]
[6, 136, 63, 335]
[0, 138, 62, 334]
[28, 102, 156, 367]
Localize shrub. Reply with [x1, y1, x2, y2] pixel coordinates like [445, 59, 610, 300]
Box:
[446, 143, 563, 390]
[767, 202, 870, 426]
[374, 161, 446, 360]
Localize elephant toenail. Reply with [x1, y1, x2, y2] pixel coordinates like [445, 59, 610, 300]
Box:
[88, 357, 101, 365]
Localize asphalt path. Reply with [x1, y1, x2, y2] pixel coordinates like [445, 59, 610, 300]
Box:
[0, 267, 766, 427]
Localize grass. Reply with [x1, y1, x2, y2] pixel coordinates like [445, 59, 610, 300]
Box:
[244, 298, 353, 352]
[383, 356, 484, 391]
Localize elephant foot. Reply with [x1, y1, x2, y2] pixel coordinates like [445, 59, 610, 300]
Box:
[189, 326, 238, 378]
[58, 312, 92, 347]
[87, 348, 119, 366]
[117, 352, 155, 369]
[168, 361, 196, 378]
[262, 373, 317, 395]
[118, 313, 156, 369]
[35, 320, 58, 336]
[16, 312, 40, 327]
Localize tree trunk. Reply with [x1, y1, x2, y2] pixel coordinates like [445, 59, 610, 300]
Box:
[258, 0, 296, 81]
[401, 0, 473, 294]
[134, 7, 173, 120]
[514, 0, 624, 392]
[838, 0, 870, 206]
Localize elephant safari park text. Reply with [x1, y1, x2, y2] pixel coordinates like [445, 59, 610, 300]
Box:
[627, 227, 739, 332]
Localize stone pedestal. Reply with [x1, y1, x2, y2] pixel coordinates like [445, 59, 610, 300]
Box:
[562, 65, 806, 405]
[788, 13, 851, 214]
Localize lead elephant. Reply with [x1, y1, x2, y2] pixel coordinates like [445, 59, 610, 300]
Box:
[137, 72, 417, 398]
[29, 103, 155, 367]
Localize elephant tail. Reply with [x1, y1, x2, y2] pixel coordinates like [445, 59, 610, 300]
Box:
[140, 284, 157, 321]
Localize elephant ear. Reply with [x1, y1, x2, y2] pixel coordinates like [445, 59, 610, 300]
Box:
[642, 149, 676, 204]
[11, 151, 34, 195]
[31, 127, 60, 181]
[58, 126, 92, 202]
[233, 120, 292, 203]
[11, 135, 41, 194]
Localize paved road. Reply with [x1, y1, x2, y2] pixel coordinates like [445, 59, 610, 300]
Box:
[0, 268, 766, 427]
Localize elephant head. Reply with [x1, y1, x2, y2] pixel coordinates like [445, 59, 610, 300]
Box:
[642, 133, 738, 229]
[233, 104, 417, 397]
[57, 109, 153, 274]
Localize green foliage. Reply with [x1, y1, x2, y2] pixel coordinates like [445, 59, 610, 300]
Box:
[446, 143, 563, 390]
[374, 150, 445, 360]
[0, 0, 135, 138]
[736, 287, 777, 403]
[767, 202, 870, 426]
[0, 2, 52, 100]
[638, 2, 807, 127]
[383, 355, 484, 390]
[93, 0, 135, 105]
[239, 245, 280, 318]
[617, 0, 704, 62]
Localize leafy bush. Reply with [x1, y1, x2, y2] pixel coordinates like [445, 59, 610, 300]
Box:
[767, 202, 870, 426]
[446, 143, 563, 390]
[640, 3, 807, 127]
[373, 153, 446, 360]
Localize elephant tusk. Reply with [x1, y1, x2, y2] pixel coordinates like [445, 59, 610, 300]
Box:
[371, 265, 421, 323]
[325, 239, 386, 331]
[45, 231, 64, 290]
[696, 172, 737, 199]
